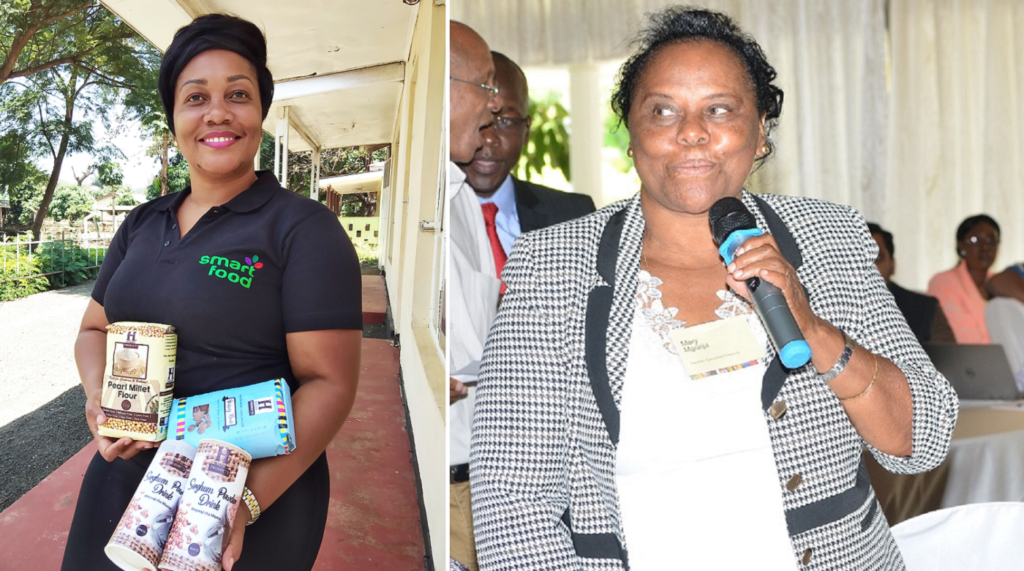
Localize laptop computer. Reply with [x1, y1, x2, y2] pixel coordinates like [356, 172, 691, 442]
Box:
[922, 343, 1021, 400]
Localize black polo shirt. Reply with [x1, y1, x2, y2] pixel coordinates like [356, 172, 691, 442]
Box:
[93, 171, 361, 398]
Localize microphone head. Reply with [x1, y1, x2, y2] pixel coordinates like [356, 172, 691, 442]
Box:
[709, 197, 757, 246]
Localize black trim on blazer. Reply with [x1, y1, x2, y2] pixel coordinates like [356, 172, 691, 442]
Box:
[751, 195, 807, 411]
[561, 508, 630, 563]
[586, 208, 627, 446]
[784, 457, 877, 536]
[577, 208, 629, 568]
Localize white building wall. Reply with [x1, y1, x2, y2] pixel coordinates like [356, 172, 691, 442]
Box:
[381, 2, 447, 569]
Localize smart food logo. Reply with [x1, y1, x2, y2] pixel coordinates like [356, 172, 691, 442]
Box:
[199, 254, 264, 288]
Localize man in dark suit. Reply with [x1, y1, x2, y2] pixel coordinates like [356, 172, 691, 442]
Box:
[869, 223, 955, 344]
[459, 51, 596, 261]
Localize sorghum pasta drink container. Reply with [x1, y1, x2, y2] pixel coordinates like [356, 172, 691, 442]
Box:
[99, 322, 177, 442]
[159, 439, 251, 571]
[105, 440, 197, 571]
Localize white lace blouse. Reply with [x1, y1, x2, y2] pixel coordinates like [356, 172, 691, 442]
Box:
[615, 269, 797, 569]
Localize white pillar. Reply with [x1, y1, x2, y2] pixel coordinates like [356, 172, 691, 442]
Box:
[282, 108, 290, 189]
[274, 111, 284, 181]
[275, 106, 291, 186]
[569, 64, 605, 207]
[310, 147, 321, 201]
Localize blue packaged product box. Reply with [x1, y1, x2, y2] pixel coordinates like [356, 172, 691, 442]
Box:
[172, 379, 295, 459]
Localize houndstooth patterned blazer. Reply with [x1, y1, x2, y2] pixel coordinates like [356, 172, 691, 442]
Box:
[470, 191, 959, 571]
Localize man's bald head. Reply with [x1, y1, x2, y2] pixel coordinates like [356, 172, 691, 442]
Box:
[492, 52, 528, 116]
[450, 21, 500, 163]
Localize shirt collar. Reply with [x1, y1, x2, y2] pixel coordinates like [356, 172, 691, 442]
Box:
[477, 174, 515, 212]
[156, 170, 280, 213]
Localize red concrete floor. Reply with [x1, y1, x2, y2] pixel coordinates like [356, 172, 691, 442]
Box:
[0, 338, 424, 570]
[362, 275, 386, 324]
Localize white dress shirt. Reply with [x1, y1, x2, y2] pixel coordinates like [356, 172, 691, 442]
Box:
[476, 175, 521, 256]
[449, 162, 501, 466]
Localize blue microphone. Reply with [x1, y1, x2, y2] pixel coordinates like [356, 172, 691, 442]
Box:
[709, 197, 811, 369]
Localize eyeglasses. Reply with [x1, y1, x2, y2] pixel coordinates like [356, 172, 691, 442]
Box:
[966, 235, 1000, 247]
[450, 76, 500, 99]
[493, 116, 528, 131]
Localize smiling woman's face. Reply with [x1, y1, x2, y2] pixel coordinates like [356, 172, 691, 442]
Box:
[173, 49, 263, 181]
[628, 40, 764, 218]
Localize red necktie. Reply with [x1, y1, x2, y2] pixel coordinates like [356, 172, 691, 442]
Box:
[480, 202, 507, 294]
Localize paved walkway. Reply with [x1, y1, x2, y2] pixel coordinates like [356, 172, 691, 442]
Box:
[0, 281, 95, 429]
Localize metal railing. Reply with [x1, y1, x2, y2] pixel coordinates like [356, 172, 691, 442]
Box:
[0, 232, 110, 287]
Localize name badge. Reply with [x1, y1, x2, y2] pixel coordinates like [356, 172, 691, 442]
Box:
[669, 315, 765, 380]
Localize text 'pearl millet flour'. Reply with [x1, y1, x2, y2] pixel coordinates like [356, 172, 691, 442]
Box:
[99, 322, 177, 441]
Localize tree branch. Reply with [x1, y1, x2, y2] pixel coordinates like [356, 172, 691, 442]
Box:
[37, 98, 56, 159]
[8, 55, 82, 79]
[75, 63, 133, 90]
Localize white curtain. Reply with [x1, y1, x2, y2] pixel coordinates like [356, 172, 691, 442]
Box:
[451, 0, 888, 212]
[888, 0, 1024, 290]
[451, 0, 1024, 289]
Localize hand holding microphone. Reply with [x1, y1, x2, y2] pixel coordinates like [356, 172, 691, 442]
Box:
[709, 197, 812, 368]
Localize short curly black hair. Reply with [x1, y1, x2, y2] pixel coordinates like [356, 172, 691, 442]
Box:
[611, 7, 784, 163]
[158, 14, 274, 136]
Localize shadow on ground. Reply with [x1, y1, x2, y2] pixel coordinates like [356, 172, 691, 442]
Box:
[0, 385, 92, 513]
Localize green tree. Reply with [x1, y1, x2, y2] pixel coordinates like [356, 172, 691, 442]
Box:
[146, 148, 189, 201]
[95, 160, 122, 190]
[2, 1, 160, 239]
[604, 106, 632, 174]
[46, 181, 92, 221]
[517, 91, 571, 183]
[0, 1, 135, 86]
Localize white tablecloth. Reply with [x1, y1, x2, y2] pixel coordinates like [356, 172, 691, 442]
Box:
[940, 402, 1024, 508]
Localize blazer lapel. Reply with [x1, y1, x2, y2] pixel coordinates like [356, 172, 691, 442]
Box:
[747, 192, 807, 411]
[584, 196, 643, 445]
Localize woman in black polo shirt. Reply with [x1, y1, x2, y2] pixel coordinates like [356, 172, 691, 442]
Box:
[62, 15, 362, 571]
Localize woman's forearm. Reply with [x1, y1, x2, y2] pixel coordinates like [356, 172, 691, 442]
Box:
[242, 328, 361, 513]
[808, 320, 914, 457]
[75, 329, 108, 399]
[76, 299, 110, 400]
[240, 377, 357, 511]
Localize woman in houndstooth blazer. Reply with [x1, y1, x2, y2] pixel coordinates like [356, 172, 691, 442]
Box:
[470, 7, 958, 571]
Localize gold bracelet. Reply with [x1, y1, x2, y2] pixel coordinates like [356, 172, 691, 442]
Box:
[242, 486, 261, 526]
[840, 352, 879, 401]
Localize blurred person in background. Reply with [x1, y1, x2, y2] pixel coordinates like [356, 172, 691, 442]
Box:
[869, 223, 954, 344]
[927, 215, 1000, 343]
[461, 51, 596, 250]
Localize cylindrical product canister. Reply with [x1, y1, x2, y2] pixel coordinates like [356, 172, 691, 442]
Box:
[158, 439, 252, 571]
[105, 439, 197, 571]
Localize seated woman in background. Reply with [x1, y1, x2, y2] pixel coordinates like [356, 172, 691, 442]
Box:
[927, 215, 1000, 343]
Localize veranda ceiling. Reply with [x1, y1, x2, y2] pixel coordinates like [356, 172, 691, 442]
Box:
[101, 0, 418, 152]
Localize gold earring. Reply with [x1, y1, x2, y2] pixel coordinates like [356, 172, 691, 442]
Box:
[760, 144, 769, 156]
[627, 147, 634, 158]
